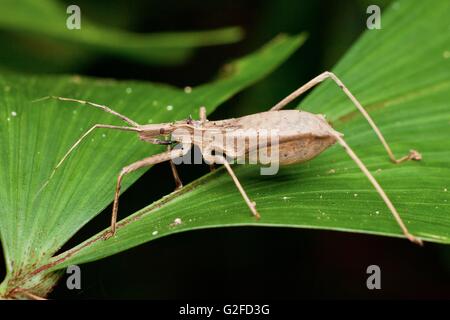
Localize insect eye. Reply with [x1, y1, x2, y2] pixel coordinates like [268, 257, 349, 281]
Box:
[159, 128, 165, 134]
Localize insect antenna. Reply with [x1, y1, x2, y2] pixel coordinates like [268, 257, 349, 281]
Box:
[32, 96, 140, 127]
[34, 124, 141, 199]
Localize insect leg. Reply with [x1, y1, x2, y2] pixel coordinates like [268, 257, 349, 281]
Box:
[334, 133, 422, 245]
[270, 71, 421, 164]
[33, 96, 140, 127]
[199, 106, 216, 171]
[107, 149, 185, 238]
[210, 155, 260, 219]
[199, 106, 207, 123]
[36, 124, 141, 196]
[270, 72, 331, 111]
[168, 145, 183, 189]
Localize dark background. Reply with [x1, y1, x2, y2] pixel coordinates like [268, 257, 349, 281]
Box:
[1, 0, 449, 299]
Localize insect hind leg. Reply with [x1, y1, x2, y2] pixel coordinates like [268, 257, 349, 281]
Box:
[334, 133, 422, 245]
[270, 71, 421, 164]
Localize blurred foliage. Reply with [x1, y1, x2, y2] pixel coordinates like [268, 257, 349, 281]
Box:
[0, 0, 243, 72]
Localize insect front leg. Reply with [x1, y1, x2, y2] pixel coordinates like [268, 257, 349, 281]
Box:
[270, 71, 421, 164]
[105, 148, 186, 239]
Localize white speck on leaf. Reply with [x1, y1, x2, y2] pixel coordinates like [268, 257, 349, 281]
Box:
[152, 230, 158, 236]
[328, 169, 335, 174]
[171, 218, 182, 226]
[184, 86, 192, 94]
[354, 193, 358, 197]
[11, 111, 17, 117]
[375, 211, 380, 215]
[102, 133, 106, 138]
[7, 117, 10, 121]
[166, 105, 173, 111]
[444, 188, 448, 192]
[125, 87, 132, 94]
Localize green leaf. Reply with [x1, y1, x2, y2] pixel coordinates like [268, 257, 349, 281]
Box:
[0, 34, 306, 298]
[46, 0, 450, 269]
[0, 0, 243, 67]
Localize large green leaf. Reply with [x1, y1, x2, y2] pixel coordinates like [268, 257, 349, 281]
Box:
[0, 34, 306, 298]
[0, 0, 243, 68]
[44, 0, 450, 269]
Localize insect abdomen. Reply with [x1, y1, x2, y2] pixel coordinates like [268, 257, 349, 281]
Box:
[277, 135, 337, 165]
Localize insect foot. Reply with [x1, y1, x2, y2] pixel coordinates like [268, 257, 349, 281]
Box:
[393, 149, 422, 164]
[408, 149, 422, 161]
[103, 230, 115, 240]
[251, 202, 261, 220]
[406, 233, 423, 246]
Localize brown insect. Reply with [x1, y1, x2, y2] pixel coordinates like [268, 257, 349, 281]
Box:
[36, 72, 422, 244]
